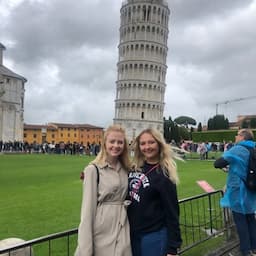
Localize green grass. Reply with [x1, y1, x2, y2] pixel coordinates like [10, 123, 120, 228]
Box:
[177, 159, 226, 198]
[0, 154, 95, 240]
[0, 154, 227, 255]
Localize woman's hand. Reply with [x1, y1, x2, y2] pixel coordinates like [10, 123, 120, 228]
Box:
[167, 254, 177, 256]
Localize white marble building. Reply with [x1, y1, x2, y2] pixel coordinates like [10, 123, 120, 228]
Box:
[0, 43, 27, 142]
[114, 0, 170, 141]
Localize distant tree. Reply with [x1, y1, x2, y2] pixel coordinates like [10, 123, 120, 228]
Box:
[163, 117, 173, 143]
[174, 116, 196, 128]
[241, 120, 249, 128]
[163, 117, 189, 144]
[179, 126, 190, 141]
[190, 127, 194, 140]
[207, 115, 229, 130]
[207, 118, 214, 130]
[250, 118, 256, 128]
[172, 124, 180, 143]
[197, 122, 202, 132]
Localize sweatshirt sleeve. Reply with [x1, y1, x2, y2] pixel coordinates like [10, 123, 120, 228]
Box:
[214, 157, 229, 169]
[158, 177, 182, 255]
[75, 165, 98, 256]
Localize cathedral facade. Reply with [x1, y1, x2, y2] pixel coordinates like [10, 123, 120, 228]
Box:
[0, 43, 27, 142]
[114, 0, 170, 141]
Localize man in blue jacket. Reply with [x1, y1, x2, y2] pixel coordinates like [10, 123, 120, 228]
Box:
[214, 129, 256, 256]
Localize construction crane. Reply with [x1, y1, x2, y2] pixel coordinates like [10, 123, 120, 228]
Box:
[216, 95, 256, 115]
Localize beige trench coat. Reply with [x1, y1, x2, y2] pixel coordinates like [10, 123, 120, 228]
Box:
[75, 162, 132, 256]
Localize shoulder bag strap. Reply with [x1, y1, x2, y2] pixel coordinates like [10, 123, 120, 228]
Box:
[91, 163, 100, 185]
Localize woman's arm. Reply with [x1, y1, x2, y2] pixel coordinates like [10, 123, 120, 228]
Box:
[214, 157, 229, 169]
[159, 177, 182, 255]
[75, 165, 99, 256]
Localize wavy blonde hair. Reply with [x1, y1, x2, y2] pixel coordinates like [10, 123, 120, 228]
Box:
[133, 128, 180, 184]
[92, 124, 131, 171]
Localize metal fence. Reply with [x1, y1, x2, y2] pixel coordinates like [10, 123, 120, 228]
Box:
[0, 229, 77, 256]
[178, 190, 235, 254]
[0, 190, 235, 256]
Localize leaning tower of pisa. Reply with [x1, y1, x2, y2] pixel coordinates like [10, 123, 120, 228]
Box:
[113, 0, 170, 141]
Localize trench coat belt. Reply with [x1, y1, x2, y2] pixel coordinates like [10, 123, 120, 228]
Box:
[99, 200, 131, 226]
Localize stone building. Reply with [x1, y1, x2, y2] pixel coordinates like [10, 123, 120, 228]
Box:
[114, 0, 170, 140]
[23, 122, 103, 145]
[236, 114, 256, 128]
[0, 43, 27, 142]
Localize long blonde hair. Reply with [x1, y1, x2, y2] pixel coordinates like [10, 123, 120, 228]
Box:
[92, 125, 131, 171]
[133, 128, 179, 184]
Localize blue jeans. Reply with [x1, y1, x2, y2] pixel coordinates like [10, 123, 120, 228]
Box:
[232, 211, 256, 255]
[131, 227, 168, 256]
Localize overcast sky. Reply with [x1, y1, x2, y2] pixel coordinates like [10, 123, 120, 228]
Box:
[1, 0, 256, 128]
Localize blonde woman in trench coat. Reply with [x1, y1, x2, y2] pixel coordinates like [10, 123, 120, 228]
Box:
[75, 125, 132, 256]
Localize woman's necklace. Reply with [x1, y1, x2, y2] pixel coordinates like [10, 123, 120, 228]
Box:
[131, 163, 159, 196]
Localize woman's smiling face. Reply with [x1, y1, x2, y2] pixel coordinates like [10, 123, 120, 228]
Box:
[105, 131, 125, 159]
[139, 132, 159, 163]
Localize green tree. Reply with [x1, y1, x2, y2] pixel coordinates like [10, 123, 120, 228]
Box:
[207, 115, 229, 130]
[197, 122, 202, 132]
[179, 126, 190, 140]
[174, 116, 196, 128]
[190, 127, 194, 140]
[163, 116, 173, 143]
[241, 120, 249, 128]
[163, 117, 189, 144]
[250, 118, 256, 128]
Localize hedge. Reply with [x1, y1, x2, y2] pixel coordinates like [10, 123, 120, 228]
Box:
[192, 129, 256, 143]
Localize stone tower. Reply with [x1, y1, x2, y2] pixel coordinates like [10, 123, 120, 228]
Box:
[114, 0, 170, 141]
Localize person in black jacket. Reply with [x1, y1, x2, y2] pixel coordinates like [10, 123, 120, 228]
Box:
[128, 128, 182, 256]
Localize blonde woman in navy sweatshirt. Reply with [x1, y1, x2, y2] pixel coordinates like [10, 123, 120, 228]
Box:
[128, 128, 182, 256]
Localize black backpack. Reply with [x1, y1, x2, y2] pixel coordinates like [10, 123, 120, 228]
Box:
[241, 145, 256, 191]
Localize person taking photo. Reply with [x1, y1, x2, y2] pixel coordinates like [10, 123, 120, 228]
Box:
[214, 129, 256, 256]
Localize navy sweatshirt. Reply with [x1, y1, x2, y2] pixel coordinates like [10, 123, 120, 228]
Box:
[127, 162, 182, 255]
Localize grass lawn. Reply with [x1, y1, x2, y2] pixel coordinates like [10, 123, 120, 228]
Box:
[0, 153, 227, 255]
[177, 158, 226, 198]
[0, 154, 94, 240]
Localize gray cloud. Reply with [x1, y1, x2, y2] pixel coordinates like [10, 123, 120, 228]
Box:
[171, 0, 253, 24]
[1, 0, 256, 127]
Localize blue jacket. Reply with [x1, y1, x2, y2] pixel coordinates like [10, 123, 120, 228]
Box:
[221, 140, 256, 214]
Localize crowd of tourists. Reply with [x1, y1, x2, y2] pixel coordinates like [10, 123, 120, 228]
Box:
[0, 139, 234, 158]
[0, 140, 101, 156]
[179, 140, 235, 160]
